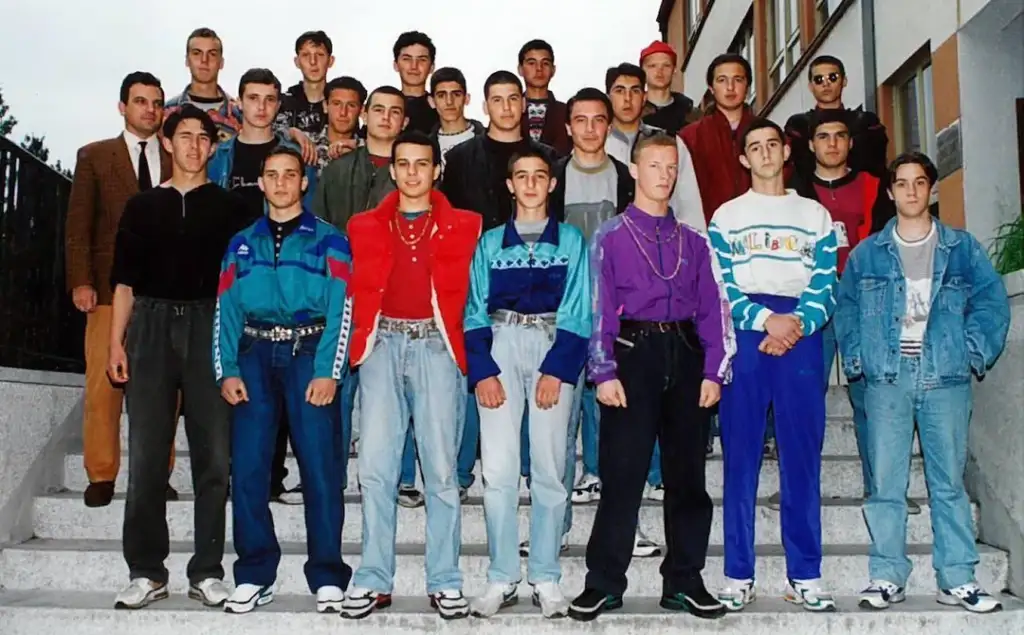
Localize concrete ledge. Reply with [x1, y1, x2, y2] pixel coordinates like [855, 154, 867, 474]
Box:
[0, 367, 84, 387]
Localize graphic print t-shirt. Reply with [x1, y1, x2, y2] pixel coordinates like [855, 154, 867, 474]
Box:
[438, 126, 477, 176]
[893, 223, 937, 356]
[526, 98, 549, 142]
[229, 138, 278, 218]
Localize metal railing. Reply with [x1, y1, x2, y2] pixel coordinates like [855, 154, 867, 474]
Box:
[0, 135, 84, 372]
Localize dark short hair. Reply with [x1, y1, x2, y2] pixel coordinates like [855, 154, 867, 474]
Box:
[260, 145, 305, 174]
[119, 71, 163, 104]
[740, 117, 786, 150]
[238, 68, 281, 98]
[393, 31, 436, 62]
[706, 53, 752, 86]
[605, 63, 646, 93]
[888, 152, 939, 188]
[808, 55, 846, 80]
[185, 27, 221, 53]
[430, 67, 468, 94]
[295, 30, 333, 56]
[391, 130, 441, 167]
[366, 85, 406, 109]
[631, 129, 677, 163]
[507, 149, 552, 178]
[807, 108, 851, 136]
[565, 87, 613, 123]
[161, 103, 218, 140]
[518, 39, 555, 65]
[326, 76, 367, 105]
[483, 70, 523, 98]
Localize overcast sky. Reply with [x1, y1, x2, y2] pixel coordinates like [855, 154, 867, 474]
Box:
[0, 0, 665, 167]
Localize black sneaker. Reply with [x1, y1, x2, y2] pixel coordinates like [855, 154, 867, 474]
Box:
[568, 588, 623, 622]
[661, 584, 727, 619]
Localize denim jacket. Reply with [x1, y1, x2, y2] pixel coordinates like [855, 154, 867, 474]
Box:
[206, 132, 318, 211]
[834, 218, 1009, 387]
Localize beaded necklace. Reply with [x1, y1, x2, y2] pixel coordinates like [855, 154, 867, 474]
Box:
[621, 214, 684, 281]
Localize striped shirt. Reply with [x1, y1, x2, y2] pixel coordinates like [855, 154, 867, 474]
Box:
[708, 189, 838, 335]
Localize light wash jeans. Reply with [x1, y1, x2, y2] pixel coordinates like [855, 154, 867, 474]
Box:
[822, 319, 869, 492]
[479, 324, 574, 584]
[863, 356, 978, 589]
[352, 326, 464, 594]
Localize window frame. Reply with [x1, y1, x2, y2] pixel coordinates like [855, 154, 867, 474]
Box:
[767, 0, 803, 93]
[685, 0, 704, 42]
[729, 12, 757, 106]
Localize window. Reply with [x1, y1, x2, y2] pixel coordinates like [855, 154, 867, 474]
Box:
[767, 0, 802, 93]
[729, 14, 757, 105]
[895, 62, 937, 161]
[815, 0, 843, 31]
[686, 0, 703, 41]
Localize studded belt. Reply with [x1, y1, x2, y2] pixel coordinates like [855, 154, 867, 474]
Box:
[378, 316, 437, 340]
[491, 309, 556, 329]
[243, 323, 326, 342]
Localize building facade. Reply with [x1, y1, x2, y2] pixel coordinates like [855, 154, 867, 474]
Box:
[657, 0, 1023, 251]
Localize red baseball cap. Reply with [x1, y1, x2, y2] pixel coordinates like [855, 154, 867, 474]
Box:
[640, 41, 678, 66]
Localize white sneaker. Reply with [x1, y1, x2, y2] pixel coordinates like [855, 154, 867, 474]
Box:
[188, 578, 230, 607]
[937, 582, 1003, 613]
[397, 484, 425, 508]
[532, 581, 569, 618]
[644, 483, 665, 501]
[276, 483, 304, 505]
[858, 580, 906, 610]
[340, 587, 391, 619]
[571, 473, 601, 504]
[223, 583, 274, 614]
[470, 582, 518, 617]
[519, 533, 569, 557]
[429, 589, 470, 620]
[632, 528, 661, 557]
[784, 578, 836, 612]
[316, 585, 344, 613]
[114, 578, 168, 609]
[718, 577, 756, 612]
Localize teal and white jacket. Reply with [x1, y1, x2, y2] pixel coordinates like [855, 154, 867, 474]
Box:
[464, 215, 591, 388]
[708, 189, 838, 335]
[213, 209, 353, 383]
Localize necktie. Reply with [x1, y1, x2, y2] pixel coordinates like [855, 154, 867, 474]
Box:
[137, 141, 153, 191]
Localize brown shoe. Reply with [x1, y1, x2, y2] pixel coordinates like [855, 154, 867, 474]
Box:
[84, 481, 115, 507]
[166, 484, 179, 501]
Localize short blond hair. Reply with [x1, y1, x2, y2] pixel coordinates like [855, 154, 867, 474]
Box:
[631, 130, 677, 163]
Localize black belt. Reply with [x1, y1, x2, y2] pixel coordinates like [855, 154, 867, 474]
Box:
[619, 319, 701, 352]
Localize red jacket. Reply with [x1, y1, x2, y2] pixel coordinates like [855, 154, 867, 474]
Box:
[680, 107, 755, 224]
[347, 190, 482, 373]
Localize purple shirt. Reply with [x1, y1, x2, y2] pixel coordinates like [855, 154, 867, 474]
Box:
[588, 204, 730, 384]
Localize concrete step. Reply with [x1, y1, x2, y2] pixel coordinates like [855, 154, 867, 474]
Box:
[62, 452, 926, 499]
[0, 591, 1021, 635]
[33, 493, 970, 547]
[0, 539, 1007, 598]
[112, 414, 893, 457]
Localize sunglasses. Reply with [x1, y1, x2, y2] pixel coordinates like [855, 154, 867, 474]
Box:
[812, 72, 842, 85]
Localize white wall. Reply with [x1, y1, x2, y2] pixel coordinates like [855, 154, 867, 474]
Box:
[959, 7, 1024, 249]
[682, 0, 753, 95]
[874, 0, 958, 80]
[766, 0, 866, 124]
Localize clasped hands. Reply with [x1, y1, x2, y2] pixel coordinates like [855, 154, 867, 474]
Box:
[759, 313, 804, 356]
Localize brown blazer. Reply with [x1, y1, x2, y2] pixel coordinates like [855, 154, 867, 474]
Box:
[64, 134, 171, 305]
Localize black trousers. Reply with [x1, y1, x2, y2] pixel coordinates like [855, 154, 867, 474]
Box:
[122, 297, 230, 584]
[584, 324, 713, 596]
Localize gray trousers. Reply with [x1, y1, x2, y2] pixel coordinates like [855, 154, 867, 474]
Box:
[122, 297, 230, 584]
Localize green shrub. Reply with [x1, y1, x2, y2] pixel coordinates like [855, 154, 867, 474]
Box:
[990, 214, 1024, 275]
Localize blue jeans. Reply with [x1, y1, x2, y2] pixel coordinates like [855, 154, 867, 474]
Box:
[342, 370, 417, 490]
[479, 324, 574, 584]
[863, 356, 978, 589]
[231, 334, 350, 592]
[352, 327, 464, 594]
[458, 392, 479, 489]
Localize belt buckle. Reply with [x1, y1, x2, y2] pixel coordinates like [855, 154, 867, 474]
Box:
[657, 322, 671, 334]
[272, 325, 288, 341]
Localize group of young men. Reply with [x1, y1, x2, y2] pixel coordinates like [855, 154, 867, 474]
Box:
[63, 25, 1011, 622]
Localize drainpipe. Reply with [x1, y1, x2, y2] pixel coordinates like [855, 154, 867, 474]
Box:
[861, 0, 879, 112]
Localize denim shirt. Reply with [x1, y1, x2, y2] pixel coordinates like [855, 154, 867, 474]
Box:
[834, 218, 1010, 387]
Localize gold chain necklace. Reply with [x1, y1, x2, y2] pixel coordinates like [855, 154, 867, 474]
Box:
[622, 216, 684, 281]
[622, 213, 680, 244]
[393, 208, 433, 247]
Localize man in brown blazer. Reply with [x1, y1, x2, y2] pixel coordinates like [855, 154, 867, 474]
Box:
[65, 71, 176, 507]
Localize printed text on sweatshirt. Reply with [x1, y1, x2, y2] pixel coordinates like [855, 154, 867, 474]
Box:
[708, 189, 838, 335]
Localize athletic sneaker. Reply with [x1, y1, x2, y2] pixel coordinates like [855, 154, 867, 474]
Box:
[340, 587, 392, 619]
[718, 577, 756, 611]
[633, 528, 661, 557]
[763, 438, 777, 460]
[188, 578, 230, 607]
[113, 578, 169, 609]
[519, 533, 569, 557]
[858, 580, 906, 610]
[660, 583, 727, 619]
[644, 483, 665, 501]
[429, 589, 470, 619]
[316, 585, 344, 614]
[470, 582, 518, 617]
[568, 587, 623, 622]
[397, 484, 424, 508]
[784, 578, 836, 612]
[571, 473, 601, 504]
[274, 484, 304, 505]
[223, 583, 274, 614]
[459, 485, 469, 503]
[937, 582, 1003, 613]
[532, 581, 569, 618]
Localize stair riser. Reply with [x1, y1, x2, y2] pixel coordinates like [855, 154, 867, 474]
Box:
[33, 498, 973, 546]
[0, 549, 1006, 597]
